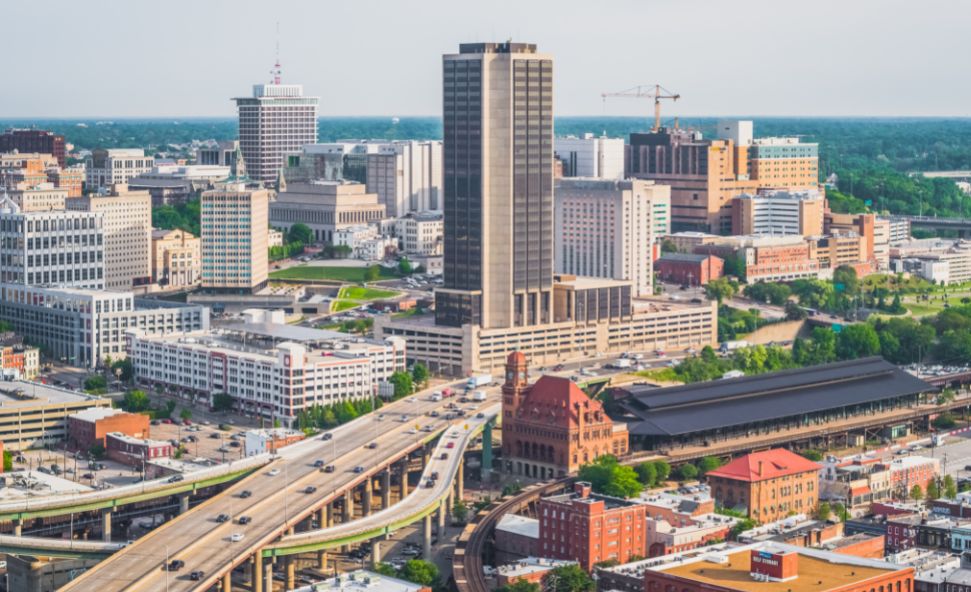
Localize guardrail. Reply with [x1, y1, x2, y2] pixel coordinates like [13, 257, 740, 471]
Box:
[0, 453, 272, 521]
[0, 534, 126, 558]
[261, 405, 499, 556]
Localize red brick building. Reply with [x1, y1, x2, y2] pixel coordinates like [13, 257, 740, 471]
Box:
[706, 448, 821, 524]
[654, 253, 724, 286]
[538, 482, 647, 570]
[0, 129, 66, 167]
[105, 432, 173, 467]
[67, 408, 151, 451]
[501, 352, 628, 479]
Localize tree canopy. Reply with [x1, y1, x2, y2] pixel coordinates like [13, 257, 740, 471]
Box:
[577, 455, 643, 498]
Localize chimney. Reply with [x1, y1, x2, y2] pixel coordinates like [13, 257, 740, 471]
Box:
[758, 461, 764, 477]
[574, 481, 592, 498]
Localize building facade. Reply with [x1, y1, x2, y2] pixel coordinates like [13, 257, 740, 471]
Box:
[85, 149, 154, 191]
[730, 189, 825, 236]
[6, 184, 68, 212]
[707, 448, 822, 524]
[151, 228, 201, 289]
[270, 181, 386, 244]
[234, 72, 318, 184]
[0, 382, 111, 451]
[0, 129, 66, 167]
[396, 211, 444, 256]
[436, 42, 555, 330]
[0, 283, 209, 367]
[555, 134, 624, 179]
[67, 184, 153, 290]
[554, 178, 668, 297]
[501, 352, 628, 478]
[0, 194, 105, 289]
[366, 140, 443, 216]
[67, 407, 150, 450]
[654, 253, 724, 286]
[201, 183, 269, 293]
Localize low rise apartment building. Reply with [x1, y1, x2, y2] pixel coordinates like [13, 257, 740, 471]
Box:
[127, 312, 405, 425]
[639, 488, 736, 557]
[0, 336, 40, 380]
[821, 455, 940, 509]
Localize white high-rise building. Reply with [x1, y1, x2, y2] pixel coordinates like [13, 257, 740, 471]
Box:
[85, 149, 155, 191]
[201, 183, 269, 293]
[554, 178, 669, 297]
[0, 192, 105, 290]
[555, 134, 624, 179]
[234, 63, 318, 185]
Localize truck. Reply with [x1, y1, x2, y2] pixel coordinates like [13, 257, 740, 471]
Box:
[429, 391, 443, 402]
[719, 340, 749, 354]
[441, 387, 455, 398]
[472, 390, 487, 402]
[608, 359, 633, 369]
[466, 374, 493, 389]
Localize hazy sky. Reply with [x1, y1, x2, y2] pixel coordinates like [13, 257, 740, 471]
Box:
[4, 0, 969, 118]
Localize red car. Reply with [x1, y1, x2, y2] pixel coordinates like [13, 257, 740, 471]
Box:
[446, 442, 455, 449]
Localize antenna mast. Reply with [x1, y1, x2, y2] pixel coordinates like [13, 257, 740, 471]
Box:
[271, 22, 282, 84]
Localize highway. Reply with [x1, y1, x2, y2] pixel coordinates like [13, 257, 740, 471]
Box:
[60, 386, 499, 592]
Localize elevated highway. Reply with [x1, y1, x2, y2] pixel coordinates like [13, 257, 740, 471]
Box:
[58, 390, 499, 592]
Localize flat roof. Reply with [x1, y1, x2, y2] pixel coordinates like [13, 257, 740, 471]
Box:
[70, 407, 125, 422]
[496, 514, 539, 539]
[618, 357, 932, 437]
[497, 557, 575, 578]
[0, 381, 106, 409]
[290, 570, 426, 592]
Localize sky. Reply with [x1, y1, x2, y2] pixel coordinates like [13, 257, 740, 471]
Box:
[4, 0, 969, 118]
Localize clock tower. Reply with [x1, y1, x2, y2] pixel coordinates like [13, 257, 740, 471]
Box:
[502, 351, 530, 419]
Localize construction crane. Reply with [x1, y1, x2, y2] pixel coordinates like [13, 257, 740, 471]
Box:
[601, 84, 680, 131]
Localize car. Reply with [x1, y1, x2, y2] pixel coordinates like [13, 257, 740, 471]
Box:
[82, 473, 94, 480]
[429, 411, 440, 418]
[440, 453, 448, 460]
[229, 441, 241, 448]
[167, 559, 185, 571]
[238, 516, 252, 525]
[215, 513, 230, 523]
[423, 425, 435, 432]
[406, 428, 417, 435]
[353, 466, 365, 473]
[168, 475, 184, 483]
[209, 433, 221, 439]
[323, 465, 335, 473]
[321, 433, 333, 441]
[190, 571, 205, 581]
[446, 442, 455, 449]
[230, 533, 245, 542]
[425, 479, 435, 488]
[400, 414, 408, 422]
[313, 460, 325, 468]
[476, 412, 485, 419]
[366, 442, 378, 449]
[377, 414, 385, 421]
[304, 486, 317, 494]
[239, 490, 252, 498]
[267, 469, 281, 476]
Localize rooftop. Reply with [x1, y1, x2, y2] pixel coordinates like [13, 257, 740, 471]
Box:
[495, 514, 539, 540]
[617, 357, 932, 437]
[290, 570, 427, 592]
[497, 557, 575, 578]
[70, 407, 126, 422]
[0, 381, 107, 409]
[656, 542, 906, 592]
[656, 253, 717, 263]
[706, 449, 821, 482]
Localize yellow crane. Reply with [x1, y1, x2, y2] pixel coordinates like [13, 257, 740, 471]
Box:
[601, 84, 680, 132]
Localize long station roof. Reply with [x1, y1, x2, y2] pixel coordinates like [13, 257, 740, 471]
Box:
[616, 357, 932, 437]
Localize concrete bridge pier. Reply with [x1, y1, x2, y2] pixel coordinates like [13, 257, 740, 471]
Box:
[101, 509, 112, 542]
[398, 459, 409, 498]
[362, 479, 372, 516]
[342, 490, 354, 553]
[371, 540, 382, 568]
[263, 559, 273, 592]
[317, 550, 328, 570]
[325, 503, 333, 527]
[222, 571, 232, 592]
[286, 557, 296, 590]
[481, 420, 494, 479]
[13, 519, 22, 537]
[179, 494, 190, 514]
[422, 513, 432, 562]
[456, 458, 464, 501]
[436, 499, 446, 538]
[381, 469, 391, 508]
[252, 553, 263, 592]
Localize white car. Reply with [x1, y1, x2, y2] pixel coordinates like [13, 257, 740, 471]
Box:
[267, 469, 281, 476]
[230, 533, 245, 542]
[406, 428, 418, 435]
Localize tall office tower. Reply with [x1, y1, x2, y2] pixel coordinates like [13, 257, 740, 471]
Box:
[0, 193, 105, 289]
[0, 129, 66, 167]
[366, 140, 443, 215]
[554, 179, 669, 298]
[234, 62, 318, 185]
[436, 42, 554, 329]
[554, 134, 624, 179]
[66, 184, 153, 290]
[200, 183, 269, 293]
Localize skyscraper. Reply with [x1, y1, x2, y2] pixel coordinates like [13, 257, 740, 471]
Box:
[436, 42, 554, 330]
[200, 183, 269, 293]
[234, 61, 318, 185]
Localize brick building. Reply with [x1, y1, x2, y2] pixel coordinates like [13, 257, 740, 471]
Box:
[495, 557, 575, 587]
[494, 514, 540, 563]
[538, 481, 647, 570]
[67, 408, 150, 451]
[653, 253, 724, 286]
[0, 129, 66, 167]
[105, 432, 173, 467]
[706, 448, 821, 524]
[501, 352, 628, 479]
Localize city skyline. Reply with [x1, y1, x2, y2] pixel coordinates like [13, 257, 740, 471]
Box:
[3, 0, 970, 118]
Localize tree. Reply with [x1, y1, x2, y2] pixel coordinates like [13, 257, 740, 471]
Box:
[635, 461, 657, 487]
[122, 390, 151, 412]
[2, 450, 12, 472]
[286, 223, 313, 245]
[836, 324, 881, 360]
[816, 501, 832, 521]
[388, 371, 414, 400]
[452, 500, 469, 524]
[365, 265, 382, 282]
[730, 518, 757, 539]
[660, 238, 678, 254]
[577, 456, 643, 498]
[785, 301, 807, 321]
[945, 475, 958, 499]
[84, 375, 107, 392]
[926, 480, 941, 501]
[179, 408, 192, 421]
[372, 563, 398, 578]
[398, 257, 413, 275]
[111, 358, 133, 382]
[89, 442, 106, 460]
[212, 393, 234, 412]
[398, 560, 440, 587]
[544, 564, 595, 592]
[800, 450, 824, 461]
[910, 484, 924, 501]
[696, 456, 723, 476]
[411, 363, 430, 387]
[675, 463, 699, 481]
[744, 282, 791, 306]
[704, 277, 737, 304]
[652, 460, 671, 483]
[833, 265, 860, 296]
[933, 412, 956, 429]
[498, 581, 540, 592]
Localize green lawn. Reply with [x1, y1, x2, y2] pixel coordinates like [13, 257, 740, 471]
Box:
[331, 300, 362, 312]
[270, 265, 398, 282]
[634, 367, 682, 383]
[338, 286, 399, 300]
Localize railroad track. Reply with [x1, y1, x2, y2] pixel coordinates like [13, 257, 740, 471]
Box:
[453, 478, 571, 592]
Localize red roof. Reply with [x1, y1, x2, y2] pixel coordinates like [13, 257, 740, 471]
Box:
[705, 449, 821, 482]
[515, 376, 605, 428]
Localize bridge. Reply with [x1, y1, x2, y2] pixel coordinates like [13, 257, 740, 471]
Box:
[889, 214, 971, 235]
[53, 391, 498, 592]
